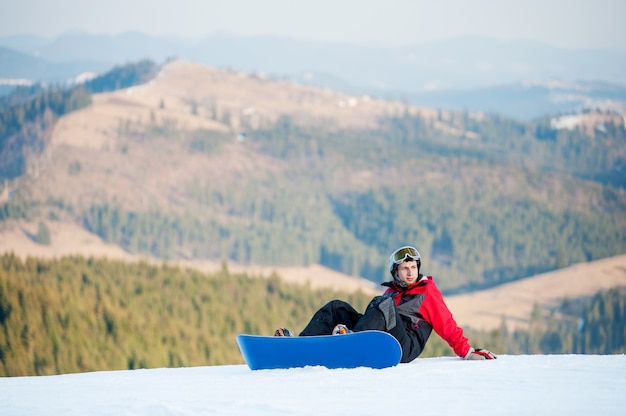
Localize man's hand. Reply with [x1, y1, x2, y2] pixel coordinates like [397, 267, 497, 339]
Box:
[465, 348, 497, 360]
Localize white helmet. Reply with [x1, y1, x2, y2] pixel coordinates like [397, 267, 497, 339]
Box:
[388, 245, 421, 279]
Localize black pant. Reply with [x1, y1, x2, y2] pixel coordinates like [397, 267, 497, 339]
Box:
[299, 299, 427, 363]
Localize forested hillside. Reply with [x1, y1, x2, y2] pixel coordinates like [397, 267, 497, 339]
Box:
[1, 60, 625, 292]
[0, 255, 623, 376]
[0, 254, 372, 376]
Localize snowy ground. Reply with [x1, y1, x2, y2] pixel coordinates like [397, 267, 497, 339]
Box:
[1, 354, 625, 415]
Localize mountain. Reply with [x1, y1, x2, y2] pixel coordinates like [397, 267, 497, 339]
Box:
[0, 45, 110, 84]
[1, 355, 625, 415]
[1, 32, 625, 119]
[0, 46, 49, 80]
[406, 80, 626, 120]
[3, 32, 626, 89]
[2, 60, 625, 292]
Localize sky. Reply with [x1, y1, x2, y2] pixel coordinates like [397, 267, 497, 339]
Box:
[1, 0, 625, 51]
[1, 354, 625, 415]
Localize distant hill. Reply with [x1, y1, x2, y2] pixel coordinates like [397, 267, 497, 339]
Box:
[1, 60, 625, 293]
[0, 46, 49, 79]
[3, 32, 626, 89]
[0, 45, 110, 83]
[447, 254, 626, 331]
[405, 80, 626, 120]
[1, 32, 626, 119]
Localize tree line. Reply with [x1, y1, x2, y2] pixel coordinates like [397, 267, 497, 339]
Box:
[0, 86, 91, 140]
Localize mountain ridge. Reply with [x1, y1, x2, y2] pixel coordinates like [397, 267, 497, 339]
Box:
[2, 32, 626, 119]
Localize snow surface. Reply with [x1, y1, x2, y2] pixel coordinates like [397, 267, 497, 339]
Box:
[1, 354, 625, 416]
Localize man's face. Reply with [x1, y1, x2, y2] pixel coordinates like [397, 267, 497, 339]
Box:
[396, 260, 419, 286]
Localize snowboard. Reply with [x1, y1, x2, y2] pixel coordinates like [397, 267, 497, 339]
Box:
[236, 330, 402, 370]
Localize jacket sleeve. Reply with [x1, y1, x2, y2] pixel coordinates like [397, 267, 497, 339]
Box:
[419, 280, 471, 358]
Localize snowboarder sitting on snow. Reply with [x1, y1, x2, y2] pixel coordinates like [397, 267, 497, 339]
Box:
[275, 245, 497, 362]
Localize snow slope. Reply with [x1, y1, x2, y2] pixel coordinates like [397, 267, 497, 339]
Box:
[1, 354, 624, 416]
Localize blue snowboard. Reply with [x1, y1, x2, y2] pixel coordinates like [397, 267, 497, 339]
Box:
[236, 330, 402, 370]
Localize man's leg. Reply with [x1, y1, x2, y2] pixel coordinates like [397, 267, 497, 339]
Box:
[353, 296, 394, 332]
[299, 300, 362, 336]
[353, 296, 429, 363]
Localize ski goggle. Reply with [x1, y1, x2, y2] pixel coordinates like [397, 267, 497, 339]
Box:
[390, 246, 421, 264]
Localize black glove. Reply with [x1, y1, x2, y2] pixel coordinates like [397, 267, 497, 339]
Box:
[464, 348, 497, 360]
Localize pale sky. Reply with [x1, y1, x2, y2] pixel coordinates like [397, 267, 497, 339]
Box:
[1, 0, 625, 51]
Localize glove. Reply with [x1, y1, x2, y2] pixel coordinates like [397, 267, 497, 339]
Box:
[464, 347, 497, 360]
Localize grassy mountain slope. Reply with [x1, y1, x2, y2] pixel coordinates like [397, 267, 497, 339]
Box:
[0, 220, 378, 295]
[1, 60, 625, 292]
[447, 254, 626, 331]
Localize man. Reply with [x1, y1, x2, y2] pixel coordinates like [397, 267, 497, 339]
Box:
[275, 245, 497, 362]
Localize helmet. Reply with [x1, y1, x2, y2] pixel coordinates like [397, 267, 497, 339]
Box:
[388, 245, 421, 279]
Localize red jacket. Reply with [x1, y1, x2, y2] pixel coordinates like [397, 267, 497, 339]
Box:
[383, 275, 471, 358]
